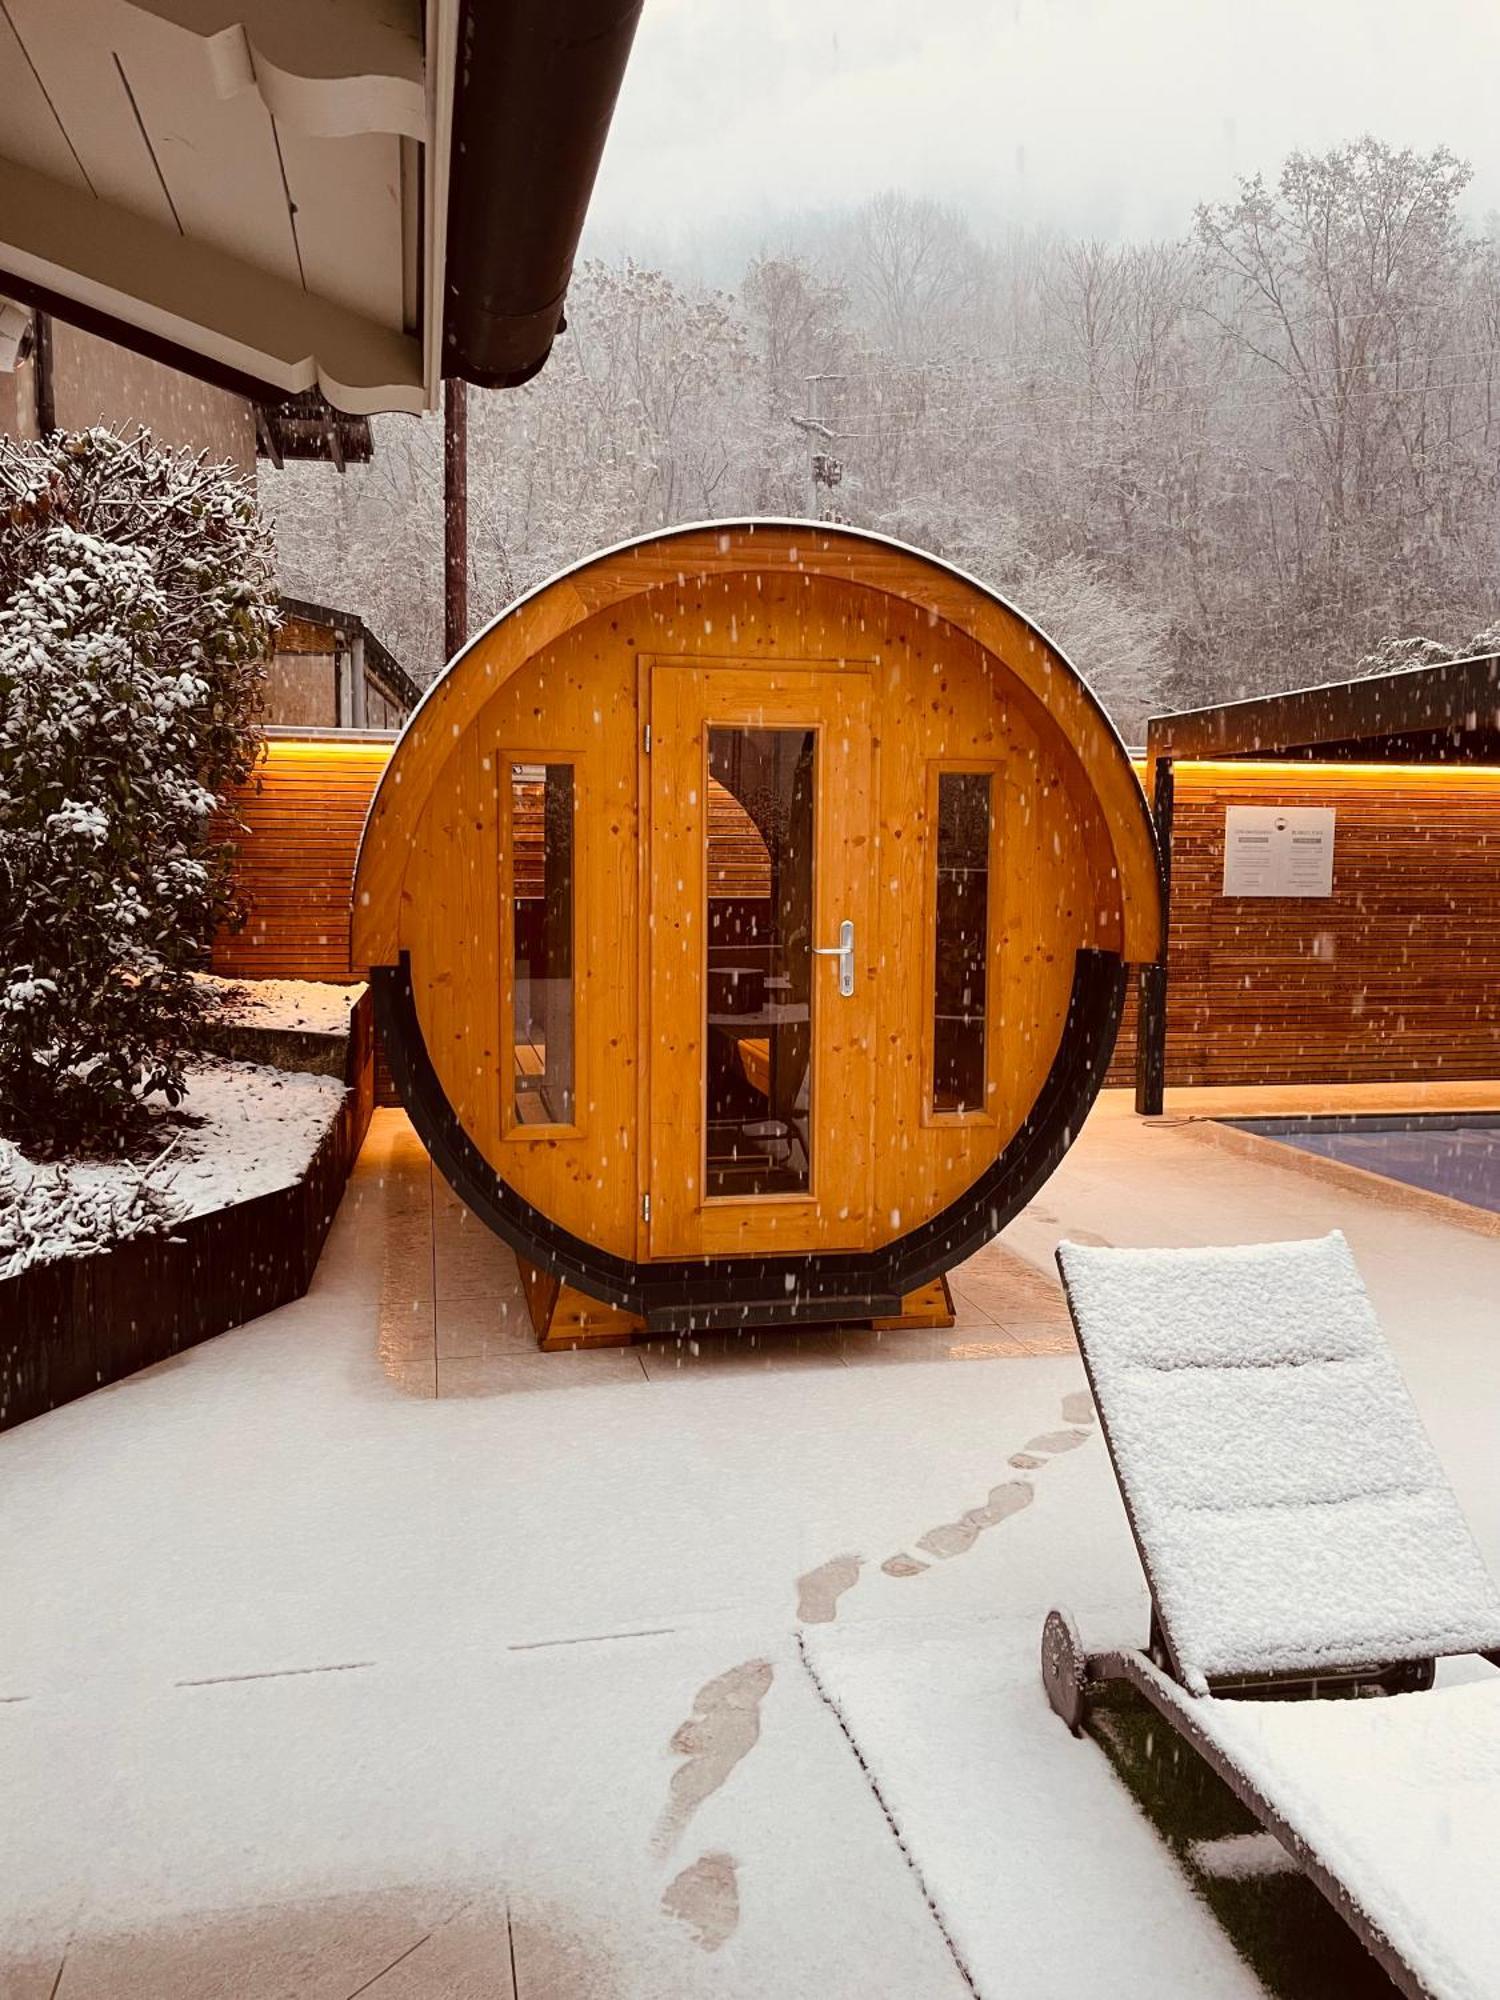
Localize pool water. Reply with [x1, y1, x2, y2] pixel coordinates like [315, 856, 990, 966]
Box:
[1226, 1113, 1500, 1217]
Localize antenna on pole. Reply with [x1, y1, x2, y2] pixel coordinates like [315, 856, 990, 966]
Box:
[791, 373, 844, 520]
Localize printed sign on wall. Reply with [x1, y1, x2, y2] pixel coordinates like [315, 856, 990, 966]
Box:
[1222, 805, 1336, 897]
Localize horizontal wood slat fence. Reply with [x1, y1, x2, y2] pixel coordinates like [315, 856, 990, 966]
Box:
[1108, 762, 1500, 1087]
[218, 740, 1500, 1094]
[214, 737, 392, 982]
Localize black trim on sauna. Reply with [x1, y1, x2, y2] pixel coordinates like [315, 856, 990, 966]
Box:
[372, 947, 1126, 1333]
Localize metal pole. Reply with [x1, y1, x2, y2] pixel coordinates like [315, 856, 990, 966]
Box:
[805, 373, 819, 518]
[350, 628, 367, 729]
[33, 310, 55, 436]
[443, 375, 468, 663]
[1134, 754, 1174, 1116]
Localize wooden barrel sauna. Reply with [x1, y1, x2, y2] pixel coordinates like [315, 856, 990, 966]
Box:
[353, 521, 1163, 1342]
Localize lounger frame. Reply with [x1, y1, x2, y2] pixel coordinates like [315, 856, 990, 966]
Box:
[1043, 1249, 1500, 2000]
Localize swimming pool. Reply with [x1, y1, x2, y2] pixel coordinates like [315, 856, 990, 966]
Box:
[1224, 1112, 1500, 1216]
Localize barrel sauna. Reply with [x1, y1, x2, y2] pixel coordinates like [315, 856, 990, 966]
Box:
[353, 521, 1163, 1344]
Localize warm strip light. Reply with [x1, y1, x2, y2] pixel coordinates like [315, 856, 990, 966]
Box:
[1131, 758, 1500, 782]
[263, 738, 396, 758]
[1174, 759, 1500, 781]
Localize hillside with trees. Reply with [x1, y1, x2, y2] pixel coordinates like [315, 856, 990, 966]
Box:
[265, 138, 1500, 732]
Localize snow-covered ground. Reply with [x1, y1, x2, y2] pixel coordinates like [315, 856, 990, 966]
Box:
[197, 973, 366, 1037]
[1, 1060, 346, 1278]
[1, 1092, 1498, 1996]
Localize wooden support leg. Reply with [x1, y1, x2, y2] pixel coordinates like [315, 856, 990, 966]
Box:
[516, 1257, 560, 1341]
[517, 1258, 642, 1350]
[872, 1274, 955, 1331]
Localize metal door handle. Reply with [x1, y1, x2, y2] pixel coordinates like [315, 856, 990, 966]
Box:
[811, 918, 855, 996]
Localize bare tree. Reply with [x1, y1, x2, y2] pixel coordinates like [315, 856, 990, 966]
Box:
[263, 140, 1500, 721]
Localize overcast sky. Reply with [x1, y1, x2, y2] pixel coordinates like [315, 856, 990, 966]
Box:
[584, 0, 1500, 264]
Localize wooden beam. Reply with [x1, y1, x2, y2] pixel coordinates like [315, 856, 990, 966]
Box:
[0, 154, 425, 416]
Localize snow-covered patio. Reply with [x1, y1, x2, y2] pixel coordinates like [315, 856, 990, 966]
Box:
[4, 1089, 1499, 1998]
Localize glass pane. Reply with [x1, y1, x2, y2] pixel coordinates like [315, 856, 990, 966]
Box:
[933, 771, 991, 1114]
[705, 726, 816, 1197]
[510, 762, 575, 1125]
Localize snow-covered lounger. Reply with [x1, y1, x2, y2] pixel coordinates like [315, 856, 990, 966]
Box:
[1042, 1231, 1500, 2000]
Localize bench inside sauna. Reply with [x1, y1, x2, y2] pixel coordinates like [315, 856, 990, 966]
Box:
[352, 522, 1162, 1348]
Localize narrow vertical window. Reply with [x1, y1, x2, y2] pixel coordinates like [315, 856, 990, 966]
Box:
[932, 771, 991, 1114]
[510, 762, 575, 1125]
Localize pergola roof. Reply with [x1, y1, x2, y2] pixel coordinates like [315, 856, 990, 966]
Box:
[279, 594, 420, 710]
[0, 0, 641, 416]
[1148, 654, 1500, 767]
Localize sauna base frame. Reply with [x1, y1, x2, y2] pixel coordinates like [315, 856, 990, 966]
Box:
[519, 1261, 955, 1350]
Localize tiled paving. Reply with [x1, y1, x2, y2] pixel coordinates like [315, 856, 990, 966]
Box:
[8, 1084, 1500, 1997]
[367, 1111, 1077, 1397]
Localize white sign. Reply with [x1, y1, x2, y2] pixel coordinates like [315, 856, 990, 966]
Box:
[1222, 805, 1336, 898]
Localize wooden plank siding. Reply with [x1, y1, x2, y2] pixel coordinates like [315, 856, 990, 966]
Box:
[1106, 761, 1500, 1088]
[217, 739, 1500, 1094]
[213, 736, 393, 982]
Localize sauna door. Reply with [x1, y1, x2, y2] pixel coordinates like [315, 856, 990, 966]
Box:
[645, 664, 874, 1258]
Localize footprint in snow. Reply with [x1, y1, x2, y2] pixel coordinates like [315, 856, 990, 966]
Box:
[652, 1659, 773, 1857]
[1010, 1427, 1091, 1465]
[795, 1553, 863, 1624]
[662, 1851, 739, 1952]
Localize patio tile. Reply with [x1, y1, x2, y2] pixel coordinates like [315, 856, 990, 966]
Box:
[1002, 1320, 1079, 1356]
[837, 1324, 1033, 1366]
[380, 1353, 438, 1398]
[0, 1950, 61, 2000]
[434, 1350, 647, 1397]
[434, 1293, 536, 1359]
[950, 1244, 1067, 1315]
[340, 1900, 516, 1998]
[44, 1889, 513, 2000]
[432, 1231, 525, 1302]
[636, 1329, 847, 1378]
[378, 1284, 437, 1337]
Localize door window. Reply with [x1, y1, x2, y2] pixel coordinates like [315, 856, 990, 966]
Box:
[705, 726, 816, 1197]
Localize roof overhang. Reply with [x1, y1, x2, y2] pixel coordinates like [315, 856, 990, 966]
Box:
[0, 0, 641, 416]
[1147, 655, 1500, 768]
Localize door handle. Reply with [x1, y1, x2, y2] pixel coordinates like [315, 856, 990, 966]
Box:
[811, 918, 855, 997]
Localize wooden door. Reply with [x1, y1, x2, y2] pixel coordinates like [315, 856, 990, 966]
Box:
[645, 664, 874, 1257]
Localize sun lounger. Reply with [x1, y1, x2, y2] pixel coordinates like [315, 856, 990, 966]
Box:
[1042, 1231, 1500, 2000]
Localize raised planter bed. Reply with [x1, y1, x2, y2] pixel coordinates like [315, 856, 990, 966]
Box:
[0, 988, 374, 1432]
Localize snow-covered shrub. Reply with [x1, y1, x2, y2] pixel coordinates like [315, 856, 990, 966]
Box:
[0, 428, 274, 1154]
[0, 1138, 185, 1280]
[1355, 623, 1500, 679]
[1352, 634, 1457, 678]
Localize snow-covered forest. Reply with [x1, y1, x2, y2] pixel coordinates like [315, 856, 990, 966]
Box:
[265, 138, 1500, 729]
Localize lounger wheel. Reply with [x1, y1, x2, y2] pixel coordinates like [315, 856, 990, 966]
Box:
[1041, 1607, 1089, 1735]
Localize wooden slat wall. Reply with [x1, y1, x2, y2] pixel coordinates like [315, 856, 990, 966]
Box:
[510, 775, 768, 900]
[217, 742, 1500, 1091]
[1105, 762, 1500, 1087]
[213, 738, 393, 981]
